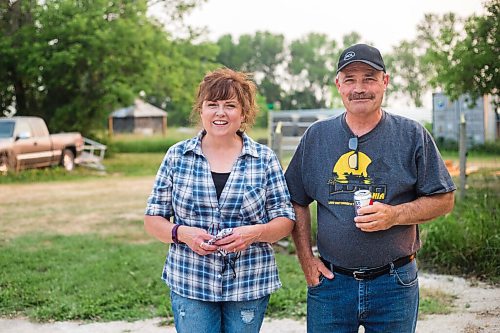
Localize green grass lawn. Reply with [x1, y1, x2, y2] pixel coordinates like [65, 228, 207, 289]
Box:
[0, 234, 171, 322]
[0, 233, 453, 323]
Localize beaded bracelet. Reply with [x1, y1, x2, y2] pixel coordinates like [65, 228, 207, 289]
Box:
[171, 224, 183, 244]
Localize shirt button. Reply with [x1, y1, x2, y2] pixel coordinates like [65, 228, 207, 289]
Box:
[218, 274, 222, 278]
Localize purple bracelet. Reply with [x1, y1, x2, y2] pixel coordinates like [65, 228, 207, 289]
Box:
[171, 224, 183, 244]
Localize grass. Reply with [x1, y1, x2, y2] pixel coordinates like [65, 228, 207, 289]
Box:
[0, 153, 164, 184]
[441, 150, 500, 161]
[0, 233, 453, 322]
[109, 126, 269, 153]
[419, 169, 500, 283]
[419, 287, 456, 316]
[0, 166, 102, 184]
[0, 234, 171, 322]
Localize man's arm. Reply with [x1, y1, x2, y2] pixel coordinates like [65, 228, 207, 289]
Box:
[292, 202, 334, 286]
[354, 192, 455, 232]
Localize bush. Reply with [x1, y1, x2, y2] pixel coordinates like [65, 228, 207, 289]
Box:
[435, 137, 500, 155]
[419, 170, 499, 283]
[471, 140, 500, 155]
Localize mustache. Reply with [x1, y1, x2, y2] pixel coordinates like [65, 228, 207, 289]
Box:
[348, 93, 375, 101]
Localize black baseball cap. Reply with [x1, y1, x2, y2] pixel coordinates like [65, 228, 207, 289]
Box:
[336, 44, 386, 74]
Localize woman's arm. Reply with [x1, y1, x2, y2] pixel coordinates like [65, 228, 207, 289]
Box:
[144, 215, 218, 255]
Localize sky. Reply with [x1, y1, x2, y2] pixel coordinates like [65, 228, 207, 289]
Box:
[183, 0, 485, 53]
[154, 0, 486, 120]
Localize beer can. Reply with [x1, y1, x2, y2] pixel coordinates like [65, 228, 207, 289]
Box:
[354, 190, 372, 215]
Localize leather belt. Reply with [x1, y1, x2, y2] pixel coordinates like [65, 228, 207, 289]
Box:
[320, 253, 416, 281]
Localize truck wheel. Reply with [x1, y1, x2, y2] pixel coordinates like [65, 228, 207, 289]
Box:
[61, 149, 75, 171]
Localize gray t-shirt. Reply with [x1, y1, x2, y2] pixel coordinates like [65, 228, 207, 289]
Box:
[285, 110, 456, 268]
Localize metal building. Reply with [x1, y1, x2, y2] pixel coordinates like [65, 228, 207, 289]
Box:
[432, 93, 498, 145]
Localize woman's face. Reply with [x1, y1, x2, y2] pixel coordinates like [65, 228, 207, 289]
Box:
[200, 98, 244, 138]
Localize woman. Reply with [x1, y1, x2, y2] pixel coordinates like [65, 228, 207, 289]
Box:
[144, 68, 295, 333]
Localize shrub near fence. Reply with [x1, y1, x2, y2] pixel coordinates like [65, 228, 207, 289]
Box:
[419, 170, 499, 283]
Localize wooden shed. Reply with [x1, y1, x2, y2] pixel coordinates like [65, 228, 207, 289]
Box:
[108, 99, 167, 136]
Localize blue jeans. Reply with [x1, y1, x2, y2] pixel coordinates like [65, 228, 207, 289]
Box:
[170, 291, 270, 333]
[307, 260, 419, 333]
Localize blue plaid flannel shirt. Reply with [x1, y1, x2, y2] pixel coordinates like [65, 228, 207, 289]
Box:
[145, 131, 295, 302]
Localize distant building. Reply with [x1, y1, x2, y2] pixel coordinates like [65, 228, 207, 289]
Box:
[108, 99, 167, 136]
[432, 93, 499, 145]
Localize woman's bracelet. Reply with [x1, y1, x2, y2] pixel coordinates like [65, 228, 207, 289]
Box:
[171, 224, 184, 244]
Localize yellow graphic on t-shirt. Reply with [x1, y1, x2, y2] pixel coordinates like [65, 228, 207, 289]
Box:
[333, 151, 372, 184]
[327, 150, 387, 205]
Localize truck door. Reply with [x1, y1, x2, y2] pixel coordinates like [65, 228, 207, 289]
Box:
[28, 118, 53, 166]
[14, 118, 52, 169]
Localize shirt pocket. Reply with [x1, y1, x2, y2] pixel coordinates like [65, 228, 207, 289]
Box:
[172, 179, 198, 223]
[239, 186, 266, 223]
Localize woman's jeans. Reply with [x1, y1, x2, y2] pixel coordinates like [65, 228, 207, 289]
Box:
[170, 291, 270, 333]
[307, 260, 419, 333]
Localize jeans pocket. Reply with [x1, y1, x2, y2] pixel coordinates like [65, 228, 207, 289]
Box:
[307, 274, 326, 290]
[394, 261, 419, 287]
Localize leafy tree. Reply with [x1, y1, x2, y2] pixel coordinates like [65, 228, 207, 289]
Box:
[216, 32, 286, 107]
[164, 39, 218, 126]
[215, 34, 249, 71]
[0, 0, 216, 134]
[285, 33, 339, 109]
[417, 1, 499, 105]
[385, 40, 431, 107]
[0, 0, 40, 118]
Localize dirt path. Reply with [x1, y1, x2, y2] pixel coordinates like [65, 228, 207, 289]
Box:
[1, 176, 499, 332]
[1, 272, 498, 333]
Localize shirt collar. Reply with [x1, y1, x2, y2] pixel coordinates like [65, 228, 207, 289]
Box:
[182, 130, 259, 158]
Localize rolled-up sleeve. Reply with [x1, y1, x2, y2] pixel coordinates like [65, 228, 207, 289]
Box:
[265, 151, 296, 222]
[145, 152, 174, 218]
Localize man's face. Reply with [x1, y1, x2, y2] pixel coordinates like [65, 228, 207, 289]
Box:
[335, 62, 389, 116]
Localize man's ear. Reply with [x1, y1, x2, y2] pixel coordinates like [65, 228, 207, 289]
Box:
[335, 77, 341, 90]
[383, 73, 390, 87]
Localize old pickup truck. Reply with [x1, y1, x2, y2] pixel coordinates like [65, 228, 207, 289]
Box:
[0, 116, 84, 173]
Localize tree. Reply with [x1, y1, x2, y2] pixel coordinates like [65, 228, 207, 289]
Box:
[216, 32, 286, 107]
[385, 40, 431, 107]
[0, 0, 216, 134]
[417, 0, 499, 105]
[0, 0, 40, 118]
[285, 33, 338, 109]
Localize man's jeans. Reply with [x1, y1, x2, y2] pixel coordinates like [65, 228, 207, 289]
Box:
[307, 260, 419, 333]
[170, 291, 270, 333]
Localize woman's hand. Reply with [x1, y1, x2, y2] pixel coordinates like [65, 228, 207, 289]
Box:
[178, 226, 218, 255]
[215, 225, 266, 253]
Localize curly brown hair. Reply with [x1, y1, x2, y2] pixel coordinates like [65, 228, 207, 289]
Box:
[191, 68, 259, 132]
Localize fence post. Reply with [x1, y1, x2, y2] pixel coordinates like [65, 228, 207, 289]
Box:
[459, 113, 467, 201]
[272, 121, 283, 165]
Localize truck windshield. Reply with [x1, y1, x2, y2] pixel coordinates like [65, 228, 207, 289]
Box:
[0, 122, 15, 138]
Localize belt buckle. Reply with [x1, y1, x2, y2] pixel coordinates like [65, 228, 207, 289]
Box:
[353, 269, 368, 281]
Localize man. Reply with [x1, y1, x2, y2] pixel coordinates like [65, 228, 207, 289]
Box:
[285, 44, 456, 333]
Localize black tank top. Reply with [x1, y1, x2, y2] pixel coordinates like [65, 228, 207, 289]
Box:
[211, 171, 230, 200]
